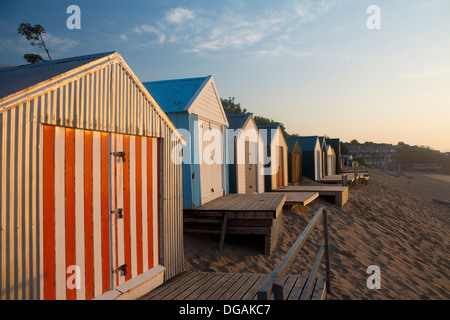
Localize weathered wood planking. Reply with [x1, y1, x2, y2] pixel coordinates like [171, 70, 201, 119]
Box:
[283, 192, 319, 206]
[273, 185, 348, 207]
[138, 271, 325, 300]
[184, 193, 286, 255]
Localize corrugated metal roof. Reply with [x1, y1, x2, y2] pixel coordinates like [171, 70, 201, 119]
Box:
[286, 136, 319, 152]
[226, 113, 253, 130]
[143, 76, 210, 113]
[0, 52, 115, 99]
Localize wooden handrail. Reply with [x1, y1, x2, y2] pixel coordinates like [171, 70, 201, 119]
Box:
[257, 206, 331, 300]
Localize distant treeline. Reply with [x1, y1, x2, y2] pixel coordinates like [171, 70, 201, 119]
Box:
[221, 97, 295, 137]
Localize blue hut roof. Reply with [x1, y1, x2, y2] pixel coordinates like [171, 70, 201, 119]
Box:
[286, 136, 319, 152]
[0, 51, 115, 99]
[143, 76, 211, 113]
[226, 113, 253, 130]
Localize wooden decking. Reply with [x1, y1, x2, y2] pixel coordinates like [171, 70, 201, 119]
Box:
[273, 185, 349, 207]
[184, 193, 286, 255]
[284, 192, 319, 206]
[187, 193, 286, 219]
[139, 271, 327, 300]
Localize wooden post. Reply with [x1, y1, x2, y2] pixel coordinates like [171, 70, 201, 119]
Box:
[218, 212, 228, 251]
[323, 209, 331, 294]
[341, 174, 347, 186]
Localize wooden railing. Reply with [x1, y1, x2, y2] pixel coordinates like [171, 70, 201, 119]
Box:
[257, 207, 331, 300]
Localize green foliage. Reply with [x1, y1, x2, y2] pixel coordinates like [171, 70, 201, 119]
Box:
[17, 23, 52, 63]
[220, 96, 296, 137]
[23, 53, 45, 64]
[221, 97, 247, 114]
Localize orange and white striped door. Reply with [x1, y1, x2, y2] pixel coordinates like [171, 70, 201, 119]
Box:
[42, 125, 159, 300]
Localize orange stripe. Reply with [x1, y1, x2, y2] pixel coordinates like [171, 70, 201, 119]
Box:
[83, 130, 94, 300]
[43, 125, 55, 300]
[147, 138, 153, 269]
[114, 134, 118, 286]
[157, 139, 161, 265]
[123, 135, 131, 281]
[100, 132, 110, 293]
[65, 128, 76, 300]
[135, 137, 143, 275]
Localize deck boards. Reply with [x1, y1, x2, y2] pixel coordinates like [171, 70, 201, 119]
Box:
[284, 192, 319, 206]
[273, 185, 349, 207]
[139, 271, 325, 301]
[184, 193, 287, 255]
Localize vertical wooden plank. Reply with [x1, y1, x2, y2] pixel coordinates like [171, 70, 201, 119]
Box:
[54, 127, 65, 300]
[141, 138, 148, 272]
[129, 135, 137, 278]
[16, 106, 23, 300]
[155, 138, 160, 267]
[65, 128, 76, 300]
[1, 113, 7, 300]
[123, 134, 132, 281]
[83, 130, 94, 300]
[42, 125, 55, 300]
[135, 137, 143, 275]
[75, 129, 85, 300]
[146, 137, 153, 269]
[23, 103, 31, 300]
[92, 131, 102, 297]
[100, 132, 110, 293]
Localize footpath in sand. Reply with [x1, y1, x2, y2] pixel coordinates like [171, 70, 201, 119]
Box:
[183, 169, 450, 300]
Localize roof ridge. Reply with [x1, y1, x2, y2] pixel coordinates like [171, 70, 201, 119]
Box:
[0, 51, 116, 74]
[145, 75, 211, 84]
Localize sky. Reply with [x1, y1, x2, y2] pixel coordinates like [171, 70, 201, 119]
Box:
[1, 0, 449, 151]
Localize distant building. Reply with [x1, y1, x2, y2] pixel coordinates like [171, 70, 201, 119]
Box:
[346, 144, 397, 169]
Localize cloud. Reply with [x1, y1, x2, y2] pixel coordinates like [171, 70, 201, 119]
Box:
[126, 1, 346, 55]
[133, 24, 166, 43]
[166, 7, 194, 24]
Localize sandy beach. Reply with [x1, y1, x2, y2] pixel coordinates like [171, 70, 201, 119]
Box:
[183, 169, 450, 300]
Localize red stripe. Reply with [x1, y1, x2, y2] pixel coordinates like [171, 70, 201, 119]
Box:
[147, 138, 153, 268]
[135, 137, 143, 275]
[114, 134, 118, 287]
[65, 128, 76, 300]
[123, 135, 131, 281]
[100, 132, 110, 293]
[114, 135, 119, 286]
[43, 125, 55, 300]
[83, 130, 94, 300]
[157, 139, 161, 265]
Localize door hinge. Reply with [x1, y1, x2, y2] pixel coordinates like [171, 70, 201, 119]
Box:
[112, 264, 127, 276]
[111, 208, 124, 219]
[111, 151, 126, 162]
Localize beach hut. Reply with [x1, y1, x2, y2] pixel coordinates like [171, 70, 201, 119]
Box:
[257, 124, 288, 191]
[326, 138, 342, 174]
[318, 137, 328, 176]
[326, 145, 336, 175]
[143, 76, 229, 209]
[0, 52, 185, 300]
[287, 136, 323, 180]
[286, 138, 302, 184]
[226, 113, 265, 194]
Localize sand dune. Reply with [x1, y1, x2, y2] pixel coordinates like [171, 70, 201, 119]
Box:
[183, 169, 450, 300]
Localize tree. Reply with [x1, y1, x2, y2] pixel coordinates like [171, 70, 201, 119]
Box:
[23, 54, 45, 64]
[18, 23, 52, 63]
[221, 97, 247, 114]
